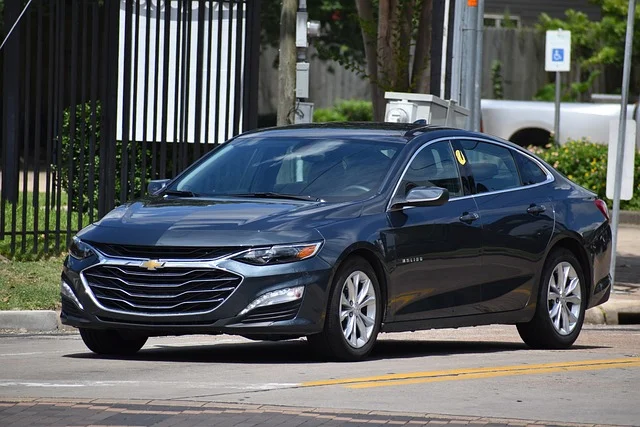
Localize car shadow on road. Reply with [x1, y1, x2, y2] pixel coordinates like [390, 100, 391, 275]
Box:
[64, 338, 604, 364]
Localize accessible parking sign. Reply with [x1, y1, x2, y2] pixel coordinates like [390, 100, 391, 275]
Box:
[545, 30, 571, 72]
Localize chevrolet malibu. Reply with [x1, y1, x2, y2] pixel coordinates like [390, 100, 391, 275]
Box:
[61, 123, 612, 361]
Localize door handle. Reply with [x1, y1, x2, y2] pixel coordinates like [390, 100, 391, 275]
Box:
[459, 212, 479, 223]
[527, 204, 546, 215]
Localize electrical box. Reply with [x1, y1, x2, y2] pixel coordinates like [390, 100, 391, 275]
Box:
[384, 92, 470, 129]
[295, 102, 314, 124]
[296, 62, 310, 99]
[296, 10, 309, 48]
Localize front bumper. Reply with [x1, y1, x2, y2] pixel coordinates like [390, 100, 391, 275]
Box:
[60, 251, 334, 337]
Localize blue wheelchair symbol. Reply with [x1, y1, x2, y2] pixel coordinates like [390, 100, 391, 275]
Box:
[552, 48, 564, 62]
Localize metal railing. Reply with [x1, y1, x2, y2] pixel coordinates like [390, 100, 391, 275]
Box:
[0, 0, 261, 257]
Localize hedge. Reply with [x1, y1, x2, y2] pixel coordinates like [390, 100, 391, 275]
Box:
[528, 140, 640, 210]
[313, 99, 373, 122]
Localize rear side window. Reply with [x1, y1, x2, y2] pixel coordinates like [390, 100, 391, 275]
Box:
[459, 140, 521, 193]
[515, 152, 548, 185]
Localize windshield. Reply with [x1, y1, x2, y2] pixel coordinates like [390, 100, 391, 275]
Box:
[168, 136, 401, 202]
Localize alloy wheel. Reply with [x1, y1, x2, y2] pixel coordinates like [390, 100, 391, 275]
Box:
[547, 261, 582, 335]
[340, 270, 377, 348]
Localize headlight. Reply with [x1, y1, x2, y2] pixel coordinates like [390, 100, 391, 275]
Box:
[233, 242, 322, 265]
[239, 286, 304, 316]
[68, 236, 95, 260]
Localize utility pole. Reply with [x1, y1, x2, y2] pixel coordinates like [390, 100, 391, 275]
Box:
[472, 0, 485, 131]
[450, 0, 464, 103]
[277, 0, 297, 126]
[461, 0, 478, 111]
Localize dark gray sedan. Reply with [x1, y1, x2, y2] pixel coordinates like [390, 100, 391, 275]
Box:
[61, 123, 612, 361]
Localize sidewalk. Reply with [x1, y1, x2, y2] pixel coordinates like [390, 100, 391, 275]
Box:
[1, 226, 639, 331]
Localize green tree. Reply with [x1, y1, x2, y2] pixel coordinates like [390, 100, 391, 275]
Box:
[0, 0, 5, 36]
[261, 2, 365, 68]
[355, 0, 433, 120]
[536, 0, 640, 96]
[262, 1, 434, 121]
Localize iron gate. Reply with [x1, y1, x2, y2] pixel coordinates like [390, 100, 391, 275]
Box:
[0, 0, 261, 257]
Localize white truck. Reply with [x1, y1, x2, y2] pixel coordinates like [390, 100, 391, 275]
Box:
[480, 99, 635, 146]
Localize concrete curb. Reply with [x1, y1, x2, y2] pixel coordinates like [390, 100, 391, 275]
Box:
[0, 300, 638, 332]
[585, 299, 640, 325]
[0, 310, 61, 331]
[620, 211, 640, 226]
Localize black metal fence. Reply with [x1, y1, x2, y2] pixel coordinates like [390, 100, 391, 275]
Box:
[0, 0, 261, 257]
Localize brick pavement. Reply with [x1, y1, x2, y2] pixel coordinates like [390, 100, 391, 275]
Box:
[0, 399, 629, 427]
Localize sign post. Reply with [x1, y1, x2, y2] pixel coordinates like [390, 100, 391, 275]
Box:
[610, 0, 637, 290]
[545, 30, 571, 144]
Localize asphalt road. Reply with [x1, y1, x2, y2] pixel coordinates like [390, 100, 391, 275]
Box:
[1, 325, 639, 426]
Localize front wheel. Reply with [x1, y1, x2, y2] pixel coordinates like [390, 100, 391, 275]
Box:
[307, 256, 381, 361]
[517, 249, 586, 349]
[79, 328, 147, 356]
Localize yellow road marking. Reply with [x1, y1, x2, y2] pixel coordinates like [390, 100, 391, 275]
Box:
[302, 357, 640, 389]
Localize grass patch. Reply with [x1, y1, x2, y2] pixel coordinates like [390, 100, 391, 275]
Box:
[0, 256, 65, 310]
[1, 191, 90, 260]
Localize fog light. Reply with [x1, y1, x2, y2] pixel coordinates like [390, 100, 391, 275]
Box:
[239, 286, 304, 316]
[61, 280, 84, 310]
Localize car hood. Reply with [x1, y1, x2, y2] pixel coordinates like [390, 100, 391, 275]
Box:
[78, 196, 363, 247]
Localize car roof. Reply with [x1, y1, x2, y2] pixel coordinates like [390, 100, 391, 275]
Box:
[237, 122, 455, 143]
[236, 122, 534, 155]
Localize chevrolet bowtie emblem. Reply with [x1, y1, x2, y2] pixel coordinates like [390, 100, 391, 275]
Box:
[140, 259, 165, 271]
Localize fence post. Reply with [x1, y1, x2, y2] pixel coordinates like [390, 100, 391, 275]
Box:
[98, 0, 121, 218]
[1, 0, 21, 204]
[243, 0, 261, 131]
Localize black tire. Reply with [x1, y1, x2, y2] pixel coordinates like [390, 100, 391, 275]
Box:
[517, 249, 586, 349]
[307, 256, 382, 361]
[79, 328, 147, 355]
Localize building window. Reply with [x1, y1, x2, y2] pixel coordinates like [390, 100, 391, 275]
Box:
[484, 13, 521, 28]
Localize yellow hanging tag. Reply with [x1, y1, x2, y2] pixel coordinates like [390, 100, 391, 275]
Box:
[455, 149, 467, 165]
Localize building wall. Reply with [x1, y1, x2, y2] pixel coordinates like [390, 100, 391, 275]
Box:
[485, 0, 602, 26]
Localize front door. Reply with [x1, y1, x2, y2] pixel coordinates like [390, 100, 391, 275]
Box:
[385, 140, 484, 322]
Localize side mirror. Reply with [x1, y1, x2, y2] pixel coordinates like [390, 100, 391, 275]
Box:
[390, 186, 449, 211]
[147, 179, 170, 195]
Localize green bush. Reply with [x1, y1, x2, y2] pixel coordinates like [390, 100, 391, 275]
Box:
[528, 140, 640, 210]
[313, 99, 373, 122]
[56, 101, 102, 213]
[56, 102, 150, 213]
[313, 108, 348, 123]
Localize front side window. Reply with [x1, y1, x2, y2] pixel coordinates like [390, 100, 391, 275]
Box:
[397, 141, 463, 198]
[459, 140, 521, 193]
[169, 137, 401, 202]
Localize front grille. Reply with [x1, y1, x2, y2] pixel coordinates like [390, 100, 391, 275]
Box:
[89, 242, 241, 260]
[241, 300, 302, 324]
[83, 264, 242, 315]
[96, 316, 216, 327]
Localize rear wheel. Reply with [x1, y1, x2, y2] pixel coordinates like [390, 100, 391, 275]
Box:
[307, 256, 381, 361]
[517, 249, 586, 349]
[79, 328, 147, 355]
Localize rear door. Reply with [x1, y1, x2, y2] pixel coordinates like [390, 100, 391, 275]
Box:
[453, 138, 555, 315]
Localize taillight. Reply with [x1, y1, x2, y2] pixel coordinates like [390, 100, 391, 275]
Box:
[594, 199, 609, 221]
